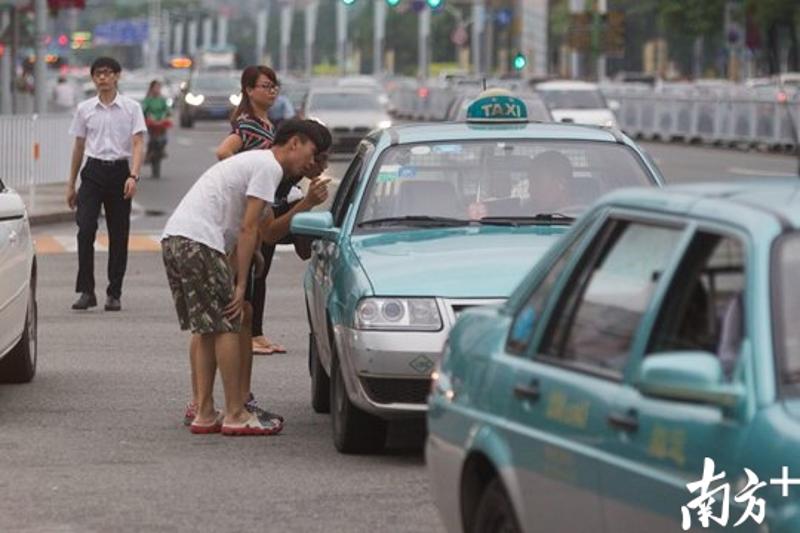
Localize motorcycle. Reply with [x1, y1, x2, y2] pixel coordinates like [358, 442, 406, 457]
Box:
[145, 118, 172, 179]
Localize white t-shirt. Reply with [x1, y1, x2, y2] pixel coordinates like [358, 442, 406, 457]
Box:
[162, 150, 284, 254]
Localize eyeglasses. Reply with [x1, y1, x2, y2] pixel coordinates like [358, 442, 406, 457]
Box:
[92, 69, 117, 78]
[254, 83, 280, 93]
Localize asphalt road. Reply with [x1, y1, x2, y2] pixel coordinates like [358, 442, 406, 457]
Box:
[4, 120, 798, 533]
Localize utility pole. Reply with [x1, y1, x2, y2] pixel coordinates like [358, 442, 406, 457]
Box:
[336, 1, 348, 76]
[279, 1, 293, 74]
[147, 0, 162, 71]
[418, 5, 431, 80]
[187, 17, 198, 56]
[0, 8, 11, 115]
[596, 0, 606, 80]
[202, 16, 213, 50]
[34, 0, 46, 113]
[255, 1, 270, 66]
[569, 0, 582, 79]
[217, 12, 228, 49]
[471, 0, 484, 76]
[173, 19, 185, 56]
[304, 1, 318, 78]
[373, 0, 386, 76]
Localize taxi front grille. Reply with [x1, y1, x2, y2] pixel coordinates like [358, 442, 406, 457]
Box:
[360, 377, 431, 405]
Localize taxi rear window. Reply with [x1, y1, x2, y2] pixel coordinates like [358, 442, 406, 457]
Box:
[356, 140, 654, 228]
[778, 232, 800, 386]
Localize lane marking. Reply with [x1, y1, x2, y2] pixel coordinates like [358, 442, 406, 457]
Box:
[727, 166, 798, 178]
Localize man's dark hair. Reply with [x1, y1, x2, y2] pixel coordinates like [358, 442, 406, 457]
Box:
[273, 119, 332, 153]
[90, 57, 122, 76]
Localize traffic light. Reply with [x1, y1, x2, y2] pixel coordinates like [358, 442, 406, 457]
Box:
[341, 0, 356, 5]
[513, 52, 527, 71]
[426, 0, 444, 8]
[386, 0, 401, 6]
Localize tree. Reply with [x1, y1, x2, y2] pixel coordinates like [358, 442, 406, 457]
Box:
[747, 0, 799, 73]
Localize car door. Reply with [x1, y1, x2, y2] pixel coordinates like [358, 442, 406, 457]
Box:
[0, 181, 29, 355]
[309, 143, 371, 367]
[601, 227, 758, 533]
[500, 215, 687, 531]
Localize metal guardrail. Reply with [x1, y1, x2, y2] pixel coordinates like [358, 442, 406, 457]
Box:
[388, 79, 800, 150]
[0, 113, 72, 191]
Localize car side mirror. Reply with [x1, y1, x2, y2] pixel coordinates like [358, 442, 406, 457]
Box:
[290, 211, 340, 241]
[637, 351, 745, 409]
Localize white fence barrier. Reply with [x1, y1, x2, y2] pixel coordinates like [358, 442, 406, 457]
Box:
[0, 113, 73, 191]
[388, 81, 800, 150]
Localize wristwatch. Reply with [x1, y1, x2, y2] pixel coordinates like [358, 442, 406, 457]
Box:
[128, 174, 140, 182]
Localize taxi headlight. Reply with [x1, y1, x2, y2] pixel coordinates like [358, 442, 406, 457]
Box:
[229, 93, 242, 106]
[377, 119, 392, 129]
[185, 92, 204, 106]
[355, 297, 442, 331]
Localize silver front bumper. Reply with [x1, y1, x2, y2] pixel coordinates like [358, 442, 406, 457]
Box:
[333, 298, 504, 419]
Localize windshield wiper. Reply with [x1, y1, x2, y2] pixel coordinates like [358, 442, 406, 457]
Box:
[479, 213, 576, 226]
[358, 215, 473, 228]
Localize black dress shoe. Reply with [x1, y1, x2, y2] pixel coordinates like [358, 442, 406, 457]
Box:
[105, 296, 122, 312]
[72, 292, 97, 310]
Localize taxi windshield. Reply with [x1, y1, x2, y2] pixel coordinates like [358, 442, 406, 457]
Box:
[356, 140, 655, 230]
[778, 233, 800, 387]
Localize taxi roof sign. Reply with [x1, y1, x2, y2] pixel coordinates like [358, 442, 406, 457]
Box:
[466, 88, 528, 124]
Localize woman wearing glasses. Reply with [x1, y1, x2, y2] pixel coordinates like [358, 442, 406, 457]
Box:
[181, 66, 330, 429]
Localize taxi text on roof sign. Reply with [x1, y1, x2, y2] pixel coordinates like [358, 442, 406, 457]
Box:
[466, 88, 528, 124]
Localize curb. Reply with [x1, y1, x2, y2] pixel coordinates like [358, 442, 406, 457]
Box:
[29, 201, 145, 228]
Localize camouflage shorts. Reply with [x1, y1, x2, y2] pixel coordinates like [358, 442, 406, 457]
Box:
[161, 236, 241, 334]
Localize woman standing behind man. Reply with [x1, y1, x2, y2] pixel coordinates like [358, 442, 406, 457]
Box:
[182, 65, 330, 428]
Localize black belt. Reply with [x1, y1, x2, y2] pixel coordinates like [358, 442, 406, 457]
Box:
[87, 156, 129, 166]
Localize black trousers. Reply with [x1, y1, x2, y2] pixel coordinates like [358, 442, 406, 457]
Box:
[75, 158, 132, 299]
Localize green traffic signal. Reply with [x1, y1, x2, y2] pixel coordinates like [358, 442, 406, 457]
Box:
[342, 0, 356, 5]
[426, 0, 443, 8]
[386, 0, 401, 5]
[513, 52, 527, 71]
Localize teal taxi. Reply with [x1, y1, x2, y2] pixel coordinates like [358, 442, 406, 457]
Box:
[427, 180, 800, 532]
[291, 90, 663, 454]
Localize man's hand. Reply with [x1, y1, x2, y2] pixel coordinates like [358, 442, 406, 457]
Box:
[123, 177, 137, 200]
[224, 285, 246, 320]
[306, 177, 330, 207]
[306, 152, 329, 179]
[66, 183, 77, 210]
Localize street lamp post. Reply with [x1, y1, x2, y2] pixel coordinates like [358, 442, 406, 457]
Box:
[336, 1, 348, 75]
[373, 0, 386, 76]
[34, 0, 46, 113]
[304, 1, 318, 78]
[418, 4, 431, 80]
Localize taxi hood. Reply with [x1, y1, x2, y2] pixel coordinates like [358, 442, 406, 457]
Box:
[350, 227, 566, 298]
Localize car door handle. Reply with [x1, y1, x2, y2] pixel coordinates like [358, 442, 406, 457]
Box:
[513, 380, 540, 401]
[607, 410, 639, 432]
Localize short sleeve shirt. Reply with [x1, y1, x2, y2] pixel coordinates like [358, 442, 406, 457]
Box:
[231, 114, 275, 153]
[162, 150, 284, 255]
[69, 93, 147, 160]
[142, 96, 170, 121]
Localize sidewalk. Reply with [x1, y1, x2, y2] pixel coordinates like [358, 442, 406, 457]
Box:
[12, 182, 143, 227]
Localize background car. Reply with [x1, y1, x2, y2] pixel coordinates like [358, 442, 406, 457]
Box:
[535, 79, 619, 128]
[428, 179, 800, 533]
[303, 87, 393, 154]
[290, 95, 663, 455]
[178, 71, 239, 128]
[0, 178, 38, 384]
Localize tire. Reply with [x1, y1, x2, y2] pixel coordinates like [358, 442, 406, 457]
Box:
[330, 356, 387, 454]
[0, 281, 37, 384]
[151, 153, 161, 179]
[310, 333, 330, 413]
[471, 478, 522, 533]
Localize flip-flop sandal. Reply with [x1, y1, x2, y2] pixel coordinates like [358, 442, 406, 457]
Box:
[222, 413, 282, 436]
[190, 411, 223, 434]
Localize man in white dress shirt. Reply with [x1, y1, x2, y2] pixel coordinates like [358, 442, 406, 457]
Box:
[66, 57, 146, 312]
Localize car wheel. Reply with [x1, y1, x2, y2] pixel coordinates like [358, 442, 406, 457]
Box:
[310, 333, 330, 413]
[471, 478, 521, 533]
[0, 281, 37, 384]
[330, 355, 387, 454]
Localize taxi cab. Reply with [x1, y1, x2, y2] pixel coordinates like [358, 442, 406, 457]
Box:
[291, 89, 664, 454]
[427, 180, 800, 533]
